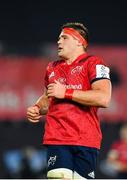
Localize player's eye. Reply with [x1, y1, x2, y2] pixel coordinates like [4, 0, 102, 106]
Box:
[63, 36, 68, 40]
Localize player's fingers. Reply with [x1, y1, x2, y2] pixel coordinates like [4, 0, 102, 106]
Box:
[47, 89, 54, 95]
[27, 111, 39, 118]
[47, 83, 55, 88]
[47, 87, 54, 91]
[47, 92, 53, 97]
[27, 114, 42, 120]
[27, 108, 37, 114]
[33, 107, 40, 114]
[27, 118, 40, 123]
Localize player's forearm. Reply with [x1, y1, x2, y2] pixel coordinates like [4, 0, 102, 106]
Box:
[72, 89, 111, 108]
[35, 95, 49, 115]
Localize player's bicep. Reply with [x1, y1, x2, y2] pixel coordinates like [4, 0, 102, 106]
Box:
[92, 79, 112, 107]
[91, 79, 111, 92]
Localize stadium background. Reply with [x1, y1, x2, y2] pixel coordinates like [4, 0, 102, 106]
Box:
[0, 0, 127, 178]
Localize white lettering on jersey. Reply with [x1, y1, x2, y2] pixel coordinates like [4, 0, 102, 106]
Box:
[65, 84, 82, 90]
[96, 65, 110, 79]
[58, 77, 66, 84]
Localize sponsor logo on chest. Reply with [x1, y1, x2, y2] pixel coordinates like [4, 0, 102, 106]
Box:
[65, 84, 82, 89]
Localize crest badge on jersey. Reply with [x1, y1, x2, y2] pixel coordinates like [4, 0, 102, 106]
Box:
[71, 65, 83, 75]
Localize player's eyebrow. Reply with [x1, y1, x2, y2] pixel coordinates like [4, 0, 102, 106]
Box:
[58, 34, 68, 41]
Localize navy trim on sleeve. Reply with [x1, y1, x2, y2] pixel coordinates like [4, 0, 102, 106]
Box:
[91, 77, 111, 84]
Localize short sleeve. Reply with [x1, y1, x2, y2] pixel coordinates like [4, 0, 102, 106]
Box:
[44, 62, 51, 89]
[88, 56, 110, 84]
[44, 70, 48, 89]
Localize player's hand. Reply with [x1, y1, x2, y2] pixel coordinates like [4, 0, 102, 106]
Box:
[27, 105, 42, 123]
[47, 80, 66, 99]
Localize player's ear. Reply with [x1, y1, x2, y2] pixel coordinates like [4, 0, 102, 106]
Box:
[76, 39, 82, 46]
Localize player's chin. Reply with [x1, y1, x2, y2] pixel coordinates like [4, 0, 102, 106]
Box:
[58, 51, 64, 58]
[58, 53, 67, 60]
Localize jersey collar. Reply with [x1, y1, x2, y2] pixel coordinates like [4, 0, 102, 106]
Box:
[74, 53, 88, 64]
[61, 53, 88, 66]
[64, 53, 88, 66]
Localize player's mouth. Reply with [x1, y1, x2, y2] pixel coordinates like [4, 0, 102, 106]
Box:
[58, 47, 63, 52]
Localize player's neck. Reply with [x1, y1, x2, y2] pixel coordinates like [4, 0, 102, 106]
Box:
[66, 50, 86, 64]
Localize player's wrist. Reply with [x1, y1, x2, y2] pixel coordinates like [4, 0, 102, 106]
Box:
[34, 104, 41, 110]
[64, 89, 74, 100]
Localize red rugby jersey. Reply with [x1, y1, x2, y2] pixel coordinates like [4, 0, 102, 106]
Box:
[43, 53, 110, 149]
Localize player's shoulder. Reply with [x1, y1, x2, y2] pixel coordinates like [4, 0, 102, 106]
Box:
[78, 54, 104, 65]
[52, 59, 64, 67]
[47, 59, 63, 69]
[87, 54, 104, 63]
[83, 55, 106, 69]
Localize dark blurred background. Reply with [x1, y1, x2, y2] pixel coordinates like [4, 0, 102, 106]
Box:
[0, 0, 127, 178]
[0, 0, 126, 55]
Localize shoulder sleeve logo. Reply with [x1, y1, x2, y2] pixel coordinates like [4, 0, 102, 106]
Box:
[96, 65, 110, 79]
